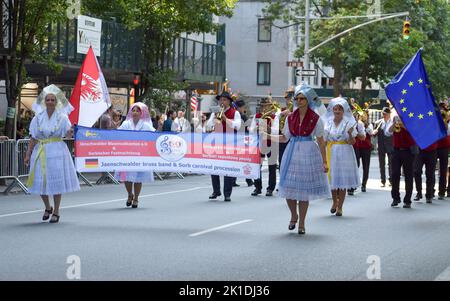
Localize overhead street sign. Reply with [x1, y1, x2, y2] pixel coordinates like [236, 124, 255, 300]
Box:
[287, 61, 304, 68]
[296, 69, 317, 77]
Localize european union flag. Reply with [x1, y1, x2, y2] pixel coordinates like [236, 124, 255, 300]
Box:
[385, 48, 446, 149]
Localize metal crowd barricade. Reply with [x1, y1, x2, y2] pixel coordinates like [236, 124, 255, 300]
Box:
[95, 172, 120, 185]
[154, 172, 164, 181]
[1, 139, 29, 194]
[159, 172, 185, 179]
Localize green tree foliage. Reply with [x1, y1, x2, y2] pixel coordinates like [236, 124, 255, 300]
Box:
[0, 0, 68, 138]
[83, 0, 237, 111]
[263, 0, 449, 100]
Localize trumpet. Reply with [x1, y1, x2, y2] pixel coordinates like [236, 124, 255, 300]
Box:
[216, 104, 225, 121]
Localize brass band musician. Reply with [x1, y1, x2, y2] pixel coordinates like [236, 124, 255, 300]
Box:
[207, 91, 242, 202]
[249, 97, 280, 196]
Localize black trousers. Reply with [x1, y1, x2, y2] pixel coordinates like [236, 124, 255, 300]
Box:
[357, 148, 371, 188]
[378, 148, 392, 184]
[391, 148, 414, 203]
[437, 147, 449, 196]
[211, 175, 235, 197]
[448, 166, 450, 196]
[232, 177, 253, 185]
[414, 150, 437, 199]
[254, 153, 277, 192]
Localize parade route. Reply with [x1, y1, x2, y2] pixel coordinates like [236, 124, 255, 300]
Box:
[1, 157, 450, 281]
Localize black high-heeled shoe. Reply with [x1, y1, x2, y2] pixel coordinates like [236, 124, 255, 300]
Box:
[288, 216, 298, 230]
[132, 197, 139, 208]
[330, 208, 337, 214]
[42, 207, 53, 221]
[126, 194, 134, 207]
[288, 220, 297, 231]
[298, 227, 306, 235]
[49, 214, 60, 223]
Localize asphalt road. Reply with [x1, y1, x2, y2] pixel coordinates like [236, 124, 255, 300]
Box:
[1, 156, 450, 281]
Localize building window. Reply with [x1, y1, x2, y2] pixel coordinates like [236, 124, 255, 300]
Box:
[258, 19, 271, 42]
[329, 78, 334, 87]
[257, 62, 271, 86]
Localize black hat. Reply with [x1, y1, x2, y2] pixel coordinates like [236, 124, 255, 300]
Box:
[216, 91, 233, 102]
[259, 97, 273, 106]
[235, 100, 246, 108]
[382, 107, 391, 114]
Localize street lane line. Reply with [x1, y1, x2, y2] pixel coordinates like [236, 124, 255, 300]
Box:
[0, 186, 210, 219]
[434, 266, 450, 281]
[189, 219, 253, 237]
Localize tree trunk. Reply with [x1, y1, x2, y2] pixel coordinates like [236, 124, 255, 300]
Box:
[4, 56, 18, 139]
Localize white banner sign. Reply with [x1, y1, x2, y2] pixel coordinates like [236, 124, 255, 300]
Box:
[77, 15, 102, 57]
[74, 126, 261, 179]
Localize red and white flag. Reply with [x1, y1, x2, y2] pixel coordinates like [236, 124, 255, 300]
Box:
[69, 46, 111, 126]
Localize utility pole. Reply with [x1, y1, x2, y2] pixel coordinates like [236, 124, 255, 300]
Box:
[303, 0, 310, 85]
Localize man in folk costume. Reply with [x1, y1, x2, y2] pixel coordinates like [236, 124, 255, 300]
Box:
[386, 115, 416, 208]
[436, 102, 450, 199]
[413, 140, 438, 203]
[355, 110, 374, 192]
[235, 98, 254, 187]
[348, 108, 366, 195]
[373, 107, 394, 187]
[208, 91, 242, 202]
[249, 96, 280, 196]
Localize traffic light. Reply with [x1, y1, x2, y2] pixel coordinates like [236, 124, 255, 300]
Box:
[133, 74, 141, 102]
[403, 20, 411, 40]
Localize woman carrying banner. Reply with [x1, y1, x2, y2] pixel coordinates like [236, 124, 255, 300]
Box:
[324, 97, 360, 217]
[115, 102, 156, 208]
[266, 83, 329, 234]
[24, 85, 80, 223]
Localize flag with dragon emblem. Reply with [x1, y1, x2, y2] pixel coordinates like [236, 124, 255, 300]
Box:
[69, 46, 111, 127]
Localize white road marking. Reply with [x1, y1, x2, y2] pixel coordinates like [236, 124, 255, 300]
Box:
[0, 186, 210, 219]
[434, 266, 450, 281]
[189, 219, 253, 237]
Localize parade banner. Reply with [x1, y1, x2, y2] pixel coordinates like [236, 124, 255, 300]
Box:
[74, 126, 261, 179]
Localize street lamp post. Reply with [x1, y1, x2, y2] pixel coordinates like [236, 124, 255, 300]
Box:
[304, 0, 310, 85]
